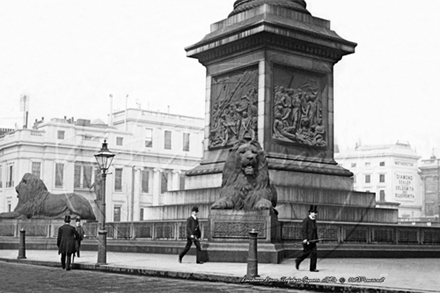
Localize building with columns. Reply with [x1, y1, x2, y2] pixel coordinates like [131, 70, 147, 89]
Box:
[0, 108, 204, 222]
[419, 155, 440, 218]
[335, 142, 423, 219]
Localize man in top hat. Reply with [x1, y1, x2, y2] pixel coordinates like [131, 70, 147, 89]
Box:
[295, 205, 319, 272]
[73, 217, 85, 260]
[57, 215, 79, 271]
[178, 206, 203, 264]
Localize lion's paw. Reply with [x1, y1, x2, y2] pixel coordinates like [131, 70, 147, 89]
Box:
[253, 198, 272, 210]
[211, 197, 234, 209]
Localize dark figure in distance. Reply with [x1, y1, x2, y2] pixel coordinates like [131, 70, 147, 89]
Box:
[73, 217, 85, 263]
[57, 215, 79, 271]
[295, 205, 319, 272]
[179, 206, 203, 264]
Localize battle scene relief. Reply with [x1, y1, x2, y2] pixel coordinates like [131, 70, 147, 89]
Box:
[209, 68, 258, 148]
[272, 67, 327, 147]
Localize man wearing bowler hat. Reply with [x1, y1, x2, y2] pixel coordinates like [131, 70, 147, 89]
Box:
[178, 206, 203, 264]
[295, 205, 319, 272]
[57, 215, 79, 271]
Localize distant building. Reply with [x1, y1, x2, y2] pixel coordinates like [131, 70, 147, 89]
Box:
[419, 155, 440, 218]
[335, 142, 422, 219]
[0, 108, 204, 222]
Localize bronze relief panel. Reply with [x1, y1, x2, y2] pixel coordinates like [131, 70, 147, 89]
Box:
[209, 67, 259, 149]
[272, 65, 327, 148]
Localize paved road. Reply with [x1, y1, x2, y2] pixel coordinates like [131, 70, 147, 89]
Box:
[0, 261, 314, 293]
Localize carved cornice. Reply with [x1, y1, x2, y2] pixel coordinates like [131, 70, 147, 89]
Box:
[229, 0, 310, 17]
[195, 32, 343, 65]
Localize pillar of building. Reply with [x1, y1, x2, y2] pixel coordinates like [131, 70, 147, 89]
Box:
[171, 169, 181, 191]
[132, 167, 142, 221]
[153, 168, 162, 206]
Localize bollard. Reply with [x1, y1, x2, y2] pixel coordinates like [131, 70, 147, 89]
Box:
[17, 228, 27, 259]
[246, 228, 259, 278]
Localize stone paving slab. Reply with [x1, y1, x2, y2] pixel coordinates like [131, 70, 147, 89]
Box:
[0, 250, 438, 292]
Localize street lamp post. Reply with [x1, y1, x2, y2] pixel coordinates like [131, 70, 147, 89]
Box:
[94, 140, 115, 265]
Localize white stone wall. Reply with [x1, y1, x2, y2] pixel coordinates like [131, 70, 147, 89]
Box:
[0, 109, 204, 221]
[335, 144, 423, 218]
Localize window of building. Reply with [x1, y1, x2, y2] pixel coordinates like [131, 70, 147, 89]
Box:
[141, 169, 149, 193]
[183, 133, 190, 152]
[379, 174, 385, 183]
[73, 165, 93, 189]
[351, 163, 356, 168]
[365, 174, 371, 184]
[380, 161, 385, 166]
[74, 165, 81, 188]
[145, 128, 153, 148]
[115, 168, 123, 191]
[140, 208, 144, 221]
[180, 173, 186, 190]
[379, 190, 385, 202]
[55, 163, 64, 187]
[114, 206, 121, 222]
[57, 130, 65, 139]
[8, 202, 11, 212]
[0, 165, 3, 188]
[31, 162, 41, 178]
[365, 162, 370, 167]
[116, 137, 123, 146]
[6, 164, 14, 188]
[164, 131, 172, 150]
[83, 166, 93, 189]
[161, 172, 168, 193]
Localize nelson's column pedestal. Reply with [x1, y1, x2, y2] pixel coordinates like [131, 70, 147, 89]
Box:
[145, 0, 398, 263]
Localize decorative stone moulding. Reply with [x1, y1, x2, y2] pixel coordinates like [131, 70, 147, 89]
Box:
[229, 0, 310, 17]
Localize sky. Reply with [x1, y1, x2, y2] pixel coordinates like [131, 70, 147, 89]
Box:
[1, 0, 440, 159]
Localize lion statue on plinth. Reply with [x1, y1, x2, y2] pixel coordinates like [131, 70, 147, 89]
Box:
[211, 138, 277, 211]
[0, 173, 96, 220]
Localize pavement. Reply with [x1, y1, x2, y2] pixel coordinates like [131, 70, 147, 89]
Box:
[0, 249, 438, 293]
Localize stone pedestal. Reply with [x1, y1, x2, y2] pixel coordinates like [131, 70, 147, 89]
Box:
[138, 1, 398, 262]
[202, 210, 283, 263]
[209, 209, 280, 242]
[186, 0, 357, 190]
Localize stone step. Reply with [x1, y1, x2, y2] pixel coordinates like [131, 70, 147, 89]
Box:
[276, 185, 376, 207]
[164, 185, 376, 208]
[277, 202, 397, 223]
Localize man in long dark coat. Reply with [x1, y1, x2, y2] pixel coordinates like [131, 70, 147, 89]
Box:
[57, 215, 79, 270]
[295, 205, 319, 272]
[178, 206, 203, 264]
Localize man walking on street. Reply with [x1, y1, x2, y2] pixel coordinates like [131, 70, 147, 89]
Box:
[179, 206, 203, 264]
[295, 205, 319, 272]
[57, 215, 79, 271]
[72, 217, 85, 264]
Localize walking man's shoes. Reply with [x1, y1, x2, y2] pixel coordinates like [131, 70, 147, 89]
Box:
[196, 261, 203, 264]
[178, 257, 182, 263]
[310, 269, 319, 272]
[295, 261, 299, 270]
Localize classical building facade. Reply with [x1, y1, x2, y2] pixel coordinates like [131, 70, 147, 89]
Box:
[335, 143, 423, 219]
[419, 155, 440, 218]
[0, 108, 204, 222]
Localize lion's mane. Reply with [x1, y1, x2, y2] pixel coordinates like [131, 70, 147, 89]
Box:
[211, 139, 277, 210]
[0, 173, 96, 220]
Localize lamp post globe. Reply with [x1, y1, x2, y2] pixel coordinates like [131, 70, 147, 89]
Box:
[94, 140, 115, 265]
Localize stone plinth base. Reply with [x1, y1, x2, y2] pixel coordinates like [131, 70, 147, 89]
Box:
[208, 209, 280, 243]
[202, 241, 284, 264]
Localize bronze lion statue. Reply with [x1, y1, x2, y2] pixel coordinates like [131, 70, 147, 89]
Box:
[0, 173, 96, 220]
[211, 139, 277, 211]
